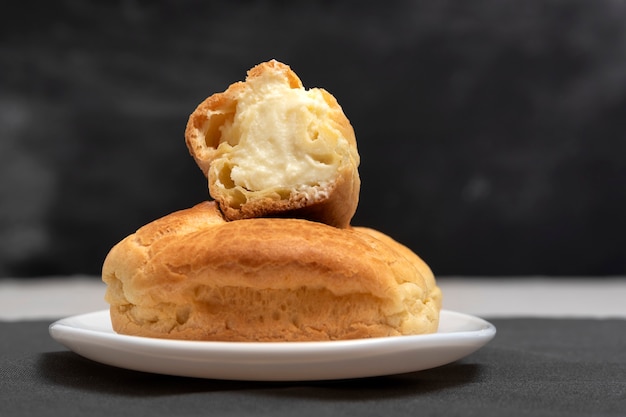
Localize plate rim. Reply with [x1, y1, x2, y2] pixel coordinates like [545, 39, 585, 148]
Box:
[50, 309, 495, 348]
[49, 309, 496, 380]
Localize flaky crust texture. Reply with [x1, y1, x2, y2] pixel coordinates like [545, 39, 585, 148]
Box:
[184, 60, 360, 228]
[102, 202, 441, 342]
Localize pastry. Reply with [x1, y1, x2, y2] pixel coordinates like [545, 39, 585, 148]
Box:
[102, 201, 442, 342]
[185, 60, 360, 228]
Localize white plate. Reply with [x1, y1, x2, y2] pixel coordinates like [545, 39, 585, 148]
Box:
[49, 309, 495, 381]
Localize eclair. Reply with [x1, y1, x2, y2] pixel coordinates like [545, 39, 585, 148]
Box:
[185, 60, 360, 228]
[102, 202, 442, 342]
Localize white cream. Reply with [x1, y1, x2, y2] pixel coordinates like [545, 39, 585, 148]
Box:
[213, 71, 345, 192]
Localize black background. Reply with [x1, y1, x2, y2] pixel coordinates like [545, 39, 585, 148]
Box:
[1, 0, 625, 277]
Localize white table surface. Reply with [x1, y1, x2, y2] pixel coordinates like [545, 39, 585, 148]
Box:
[1, 275, 625, 321]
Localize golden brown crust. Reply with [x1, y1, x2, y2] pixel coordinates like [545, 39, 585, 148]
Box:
[353, 226, 442, 312]
[184, 60, 360, 228]
[102, 202, 441, 341]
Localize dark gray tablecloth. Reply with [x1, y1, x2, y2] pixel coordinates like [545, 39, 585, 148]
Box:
[1, 318, 625, 417]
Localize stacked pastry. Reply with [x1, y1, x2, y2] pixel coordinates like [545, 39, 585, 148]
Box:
[102, 60, 442, 342]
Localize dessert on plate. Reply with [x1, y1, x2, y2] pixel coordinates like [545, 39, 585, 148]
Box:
[102, 60, 442, 342]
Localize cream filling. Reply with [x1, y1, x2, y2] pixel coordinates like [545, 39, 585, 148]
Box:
[212, 71, 347, 193]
